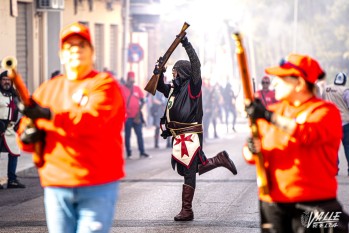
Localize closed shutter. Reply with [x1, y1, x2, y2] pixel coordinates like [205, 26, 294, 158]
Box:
[94, 24, 104, 71]
[16, 3, 28, 86]
[110, 25, 118, 75]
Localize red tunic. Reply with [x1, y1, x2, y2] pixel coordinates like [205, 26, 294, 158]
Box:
[255, 90, 277, 106]
[120, 84, 144, 118]
[18, 71, 126, 187]
[244, 97, 341, 203]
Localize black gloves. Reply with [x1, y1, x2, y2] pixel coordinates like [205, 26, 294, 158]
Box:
[153, 65, 160, 75]
[18, 98, 51, 120]
[153, 65, 165, 76]
[17, 99, 48, 144]
[20, 125, 46, 144]
[160, 129, 171, 139]
[153, 59, 166, 76]
[180, 36, 189, 47]
[245, 98, 273, 122]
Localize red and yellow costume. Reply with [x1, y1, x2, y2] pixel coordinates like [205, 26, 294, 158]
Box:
[244, 97, 341, 203]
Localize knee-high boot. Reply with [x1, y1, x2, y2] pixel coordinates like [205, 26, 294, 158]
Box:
[174, 184, 195, 221]
[198, 151, 237, 175]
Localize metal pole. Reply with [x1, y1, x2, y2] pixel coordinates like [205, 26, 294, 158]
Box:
[122, 0, 130, 79]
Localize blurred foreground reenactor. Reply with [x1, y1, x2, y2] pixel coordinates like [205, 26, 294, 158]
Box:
[322, 72, 349, 176]
[155, 35, 237, 221]
[244, 53, 349, 232]
[17, 22, 126, 233]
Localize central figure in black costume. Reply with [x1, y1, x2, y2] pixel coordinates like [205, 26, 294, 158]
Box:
[155, 35, 238, 221]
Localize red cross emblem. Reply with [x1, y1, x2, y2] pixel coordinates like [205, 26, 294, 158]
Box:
[174, 134, 193, 158]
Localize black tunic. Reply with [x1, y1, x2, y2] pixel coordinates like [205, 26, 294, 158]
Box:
[156, 41, 207, 171]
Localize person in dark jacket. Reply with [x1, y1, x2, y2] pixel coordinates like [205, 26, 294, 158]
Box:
[154, 35, 237, 221]
[151, 79, 171, 148]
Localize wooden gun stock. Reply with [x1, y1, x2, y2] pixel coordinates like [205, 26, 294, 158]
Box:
[144, 22, 190, 95]
[145, 73, 161, 96]
[1, 56, 44, 168]
[232, 33, 269, 195]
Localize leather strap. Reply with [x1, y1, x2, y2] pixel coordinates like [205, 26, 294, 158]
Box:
[167, 122, 203, 137]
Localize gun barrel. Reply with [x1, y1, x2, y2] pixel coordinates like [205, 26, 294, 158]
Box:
[1, 56, 17, 70]
[232, 33, 254, 101]
[232, 32, 269, 195]
[182, 22, 190, 31]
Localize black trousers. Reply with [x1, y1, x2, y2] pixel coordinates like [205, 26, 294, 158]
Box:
[260, 199, 349, 233]
[173, 133, 205, 189]
[176, 156, 199, 189]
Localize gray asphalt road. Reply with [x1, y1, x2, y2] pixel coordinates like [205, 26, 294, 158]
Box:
[0, 121, 348, 233]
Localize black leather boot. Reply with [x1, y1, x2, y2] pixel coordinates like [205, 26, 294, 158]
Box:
[174, 184, 195, 221]
[198, 151, 237, 175]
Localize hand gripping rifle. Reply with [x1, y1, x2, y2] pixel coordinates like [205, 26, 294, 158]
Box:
[1, 56, 44, 168]
[144, 22, 190, 96]
[232, 33, 269, 195]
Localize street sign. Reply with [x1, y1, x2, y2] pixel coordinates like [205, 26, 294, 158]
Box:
[128, 43, 144, 63]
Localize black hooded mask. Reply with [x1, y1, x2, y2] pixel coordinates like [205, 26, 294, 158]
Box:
[173, 60, 191, 83]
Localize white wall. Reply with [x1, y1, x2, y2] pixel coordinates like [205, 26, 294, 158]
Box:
[0, 2, 18, 66]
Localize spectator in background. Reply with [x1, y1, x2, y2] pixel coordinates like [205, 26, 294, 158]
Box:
[202, 81, 212, 139]
[17, 22, 125, 233]
[322, 72, 349, 175]
[119, 77, 126, 85]
[255, 76, 277, 107]
[203, 82, 221, 139]
[222, 82, 238, 132]
[210, 83, 222, 137]
[50, 70, 61, 79]
[151, 75, 171, 149]
[121, 71, 150, 159]
[0, 71, 25, 189]
[103, 67, 115, 77]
